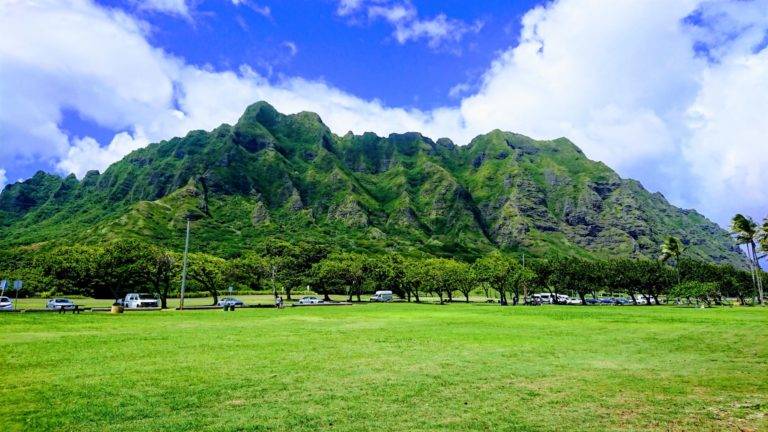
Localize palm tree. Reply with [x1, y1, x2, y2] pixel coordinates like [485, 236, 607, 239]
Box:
[731, 214, 764, 307]
[659, 235, 686, 285]
[758, 216, 768, 258]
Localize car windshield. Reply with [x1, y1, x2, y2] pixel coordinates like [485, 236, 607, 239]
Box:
[0, 297, 10, 302]
[138, 294, 155, 300]
[56, 299, 71, 303]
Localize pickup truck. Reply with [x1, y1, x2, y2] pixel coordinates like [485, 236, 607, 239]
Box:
[123, 293, 159, 308]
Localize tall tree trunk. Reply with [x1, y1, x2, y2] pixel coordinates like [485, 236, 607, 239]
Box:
[750, 242, 764, 306]
[211, 290, 218, 306]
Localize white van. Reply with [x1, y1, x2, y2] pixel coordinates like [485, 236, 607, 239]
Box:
[538, 293, 553, 304]
[370, 290, 393, 302]
[124, 293, 159, 308]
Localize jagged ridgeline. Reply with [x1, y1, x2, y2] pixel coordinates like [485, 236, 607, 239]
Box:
[0, 101, 743, 264]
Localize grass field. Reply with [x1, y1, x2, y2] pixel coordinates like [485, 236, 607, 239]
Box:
[1, 303, 766, 431]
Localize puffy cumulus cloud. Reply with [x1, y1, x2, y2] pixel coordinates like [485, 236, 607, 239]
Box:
[56, 132, 150, 178]
[458, 0, 702, 172]
[684, 48, 768, 225]
[0, 169, 7, 191]
[0, 0, 178, 171]
[449, 0, 768, 226]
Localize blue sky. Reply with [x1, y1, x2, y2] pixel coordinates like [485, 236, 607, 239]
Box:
[1, 0, 767, 231]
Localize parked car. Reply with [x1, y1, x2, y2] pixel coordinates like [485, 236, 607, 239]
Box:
[217, 297, 244, 307]
[124, 293, 159, 308]
[46, 298, 76, 310]
[615, 298, 633, 305]
[298, 296, 323, 305]
[0, 296, 13, 310]
[370, 290, 393, 302]
[600, 297, 617, 304]
[584, 298, 599, 304]
[567, 297, 583, 305]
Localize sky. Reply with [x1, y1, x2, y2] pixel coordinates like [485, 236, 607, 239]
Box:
[1, 0, 767, 231]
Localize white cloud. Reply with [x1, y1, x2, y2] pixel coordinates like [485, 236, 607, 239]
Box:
[138, 0, 190, 18]
[683, 47, 768, 226]
[282, 41, 298, 57]
[337, 0, 363, 16]
[2, 0, 768, 230]
[344, 1, 483, 49]
[0, 169, 7, 191]
[231, 1, 271, 18]
[56, 133, 150, 178]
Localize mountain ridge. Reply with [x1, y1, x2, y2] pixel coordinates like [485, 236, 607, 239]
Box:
[0, 101, 744, 265]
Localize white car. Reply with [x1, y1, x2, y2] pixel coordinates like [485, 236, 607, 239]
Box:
[46, 298, 76, 310]
[567, 297, 583, 305]
[297, 296, 324, 305]
[124, 293, 159, 308]
[0, 296, 13, 310]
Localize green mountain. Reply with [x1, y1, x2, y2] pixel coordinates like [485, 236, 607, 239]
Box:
[0, 101, 744, 265]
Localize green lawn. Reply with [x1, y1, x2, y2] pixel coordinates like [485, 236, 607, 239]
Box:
[1, 304, 766, 431]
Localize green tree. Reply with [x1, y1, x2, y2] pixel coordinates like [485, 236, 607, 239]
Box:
[226, 253, 268, 292]
[443, 260, 474, 303]
[421, 258, 454, 304]
[187, 253, 227, 305]
[548, 257, 601, 305]
[472, 253, 519, 305]
[403, 259, 425, 303]
[635, 260, 675, 305]
[369, 253, 407, 300]
[34, 245, 101, 297]
[731, 214, 764, 306]
[669, 281, 719, 307]
[97, 240, 153, 299]
[311, 258, 349, 301]
[659, 236, 686, 285]
[140, 247, 179, 309]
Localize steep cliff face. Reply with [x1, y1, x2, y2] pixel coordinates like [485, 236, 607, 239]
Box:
[0, 101, 745, 264]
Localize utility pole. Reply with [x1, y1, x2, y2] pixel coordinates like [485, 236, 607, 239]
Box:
[522, 254, 527, 305]
[179, 218, 191, 310]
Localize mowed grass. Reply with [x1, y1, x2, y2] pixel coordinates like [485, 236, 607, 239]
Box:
[1, 304, 766, 431]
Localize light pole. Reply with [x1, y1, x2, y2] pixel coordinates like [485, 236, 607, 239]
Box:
[179, 218, 191, 310]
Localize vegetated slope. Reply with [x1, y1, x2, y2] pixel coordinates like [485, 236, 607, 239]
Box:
[0, 101, 744, 264]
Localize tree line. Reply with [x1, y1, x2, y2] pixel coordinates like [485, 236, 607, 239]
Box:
[0, 235, 764, 308]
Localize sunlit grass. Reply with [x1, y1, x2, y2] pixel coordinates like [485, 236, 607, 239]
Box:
[1, 303, 766, 431]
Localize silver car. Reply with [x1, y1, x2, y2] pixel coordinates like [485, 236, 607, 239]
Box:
[298, 296, 323, 305]
[217, 297, 244, 307]
[0, 296, 13, 310]
[46, 298, 76, 310]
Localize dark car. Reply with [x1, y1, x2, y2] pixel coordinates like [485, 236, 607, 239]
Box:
[600, 298, 617, 304]
[584, 298, 599, 304]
